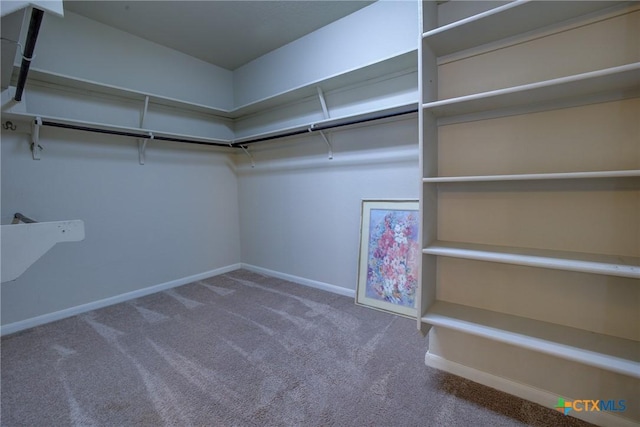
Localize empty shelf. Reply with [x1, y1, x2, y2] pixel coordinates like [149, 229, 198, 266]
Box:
[423, 241, 640, 279]
[422, 63, 640, 118]
[423, 1, 626, 57]
[423, 170, 640, 183]
[25, 68, 233, 117]
[422, 301, 640, 378]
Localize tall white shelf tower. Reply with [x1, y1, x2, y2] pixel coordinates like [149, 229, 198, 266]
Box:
[417, 1, 640, 426]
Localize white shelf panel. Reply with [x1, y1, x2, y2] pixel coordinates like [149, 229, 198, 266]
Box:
[233, 123, 310, 145]
[422, 63, 640, 118]
[423, 1, 625, 57]
[311, 102, 418, 130]
[423, 241, 640, 279]
[2, 112, 233, 146]
[233, 102, 418, 144]
[24, 68, 234, 117]
[21, 52, 417, 121]
[423, 170, 640, 183]
[233, 50, 417, 117]
[422, 301, 640, 379]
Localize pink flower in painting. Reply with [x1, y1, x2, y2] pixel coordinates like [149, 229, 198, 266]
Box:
[365, 209, 419, 308]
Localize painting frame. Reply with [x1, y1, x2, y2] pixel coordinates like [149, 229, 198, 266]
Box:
[356, 199, 419, 318]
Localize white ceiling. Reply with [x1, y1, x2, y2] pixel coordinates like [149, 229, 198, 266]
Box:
[63, 1, 375, 71]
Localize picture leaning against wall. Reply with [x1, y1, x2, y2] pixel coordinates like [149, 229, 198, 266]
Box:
[356, 200, 419, 318]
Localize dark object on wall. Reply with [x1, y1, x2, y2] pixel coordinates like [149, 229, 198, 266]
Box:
[14, 8, 44, 102]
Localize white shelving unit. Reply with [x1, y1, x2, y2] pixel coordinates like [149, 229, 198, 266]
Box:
[6, 50, 418, 149]
[423, 241, 640, 279]
[422, 0, 624, 57]
[417, 1, 640, 423]
[423, 63, 640, 118]
[422, 301, 640, 379]
[233, 101, 418, 145]
[232, 51, 416, 117]
[25, 68, 234, 117]
[423, 170, 640, 182]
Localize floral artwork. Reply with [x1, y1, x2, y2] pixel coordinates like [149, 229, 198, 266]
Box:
[356, 200, 419, 318]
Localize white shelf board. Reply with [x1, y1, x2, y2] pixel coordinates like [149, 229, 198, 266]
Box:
[233, 102, 418, 144]
[2, 112, 233, 146]
[422, 63, 640, 118]
[311, 102, 417, 130]
[423, 241, 640, 279]
[423, 1, 625, 57]
[422, 301, 640, 379]
[21, 52, 417, 121]
[233, 123, 311, 145]
[232, 50, 417, 117]
[23, 68, 234, 118]
[423, 170, 640, 183]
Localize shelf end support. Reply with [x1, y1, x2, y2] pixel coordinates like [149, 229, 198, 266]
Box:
[30, 116, 42, 160]
[318, 130, 333, 160]
[316, 86, 330, 119]
[240, 145, 255, 168]
[138, 132, 153, 165]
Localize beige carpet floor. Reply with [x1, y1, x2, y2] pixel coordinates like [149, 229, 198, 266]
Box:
[1, 269, 593, 426]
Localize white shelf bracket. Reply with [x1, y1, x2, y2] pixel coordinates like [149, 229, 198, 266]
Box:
[138, 132, 153, 165]
[137, 97, 151, 165]
[318, 130, 333, 160]
[30, 116, 42, 160]
[240, 145, 255, 168]
[1, 219, 85, 283]
[140, 95, 149, 128]
[316, 86, 330, 119]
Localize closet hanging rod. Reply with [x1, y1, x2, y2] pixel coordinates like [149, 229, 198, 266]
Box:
[13, 213, 37, 224]
[233, 106, 418, 146]
[39, 120, 235, 148]
[233, 128, 311, 146]
[29, 107, 418, 149]
[312, 107, 417, 132]
[14, 8, 44, 102]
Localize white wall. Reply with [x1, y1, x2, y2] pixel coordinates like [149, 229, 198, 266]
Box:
[236, 116, 418, 292]
[233, 0, 418, 107]
[1, 127, 241, 326]
[28, 11, 234, 109]
[1, 2, 419, 332]
[24, 2, 417, 112]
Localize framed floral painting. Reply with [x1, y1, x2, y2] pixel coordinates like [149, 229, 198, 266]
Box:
[356, 199, 419, 318]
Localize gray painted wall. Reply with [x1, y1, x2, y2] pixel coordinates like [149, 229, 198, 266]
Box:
[237, 116, 419, 291]
[29, 11, 235, 110]
[233, 0, 418, 107]
[1, 128, 241, 325]
[0, 2, 419, 329]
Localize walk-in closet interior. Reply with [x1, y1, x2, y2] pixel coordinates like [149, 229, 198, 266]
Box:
[1, 1, 638, 426]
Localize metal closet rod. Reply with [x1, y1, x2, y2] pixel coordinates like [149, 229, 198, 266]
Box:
[13, 213, 37, 223]
[14, 8, 44, 102]
[40, 121, 233, 148]
[35, 107, 418, 149]
[233, 107, 418, 146]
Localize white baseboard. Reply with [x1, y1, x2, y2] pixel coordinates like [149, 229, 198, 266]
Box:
[1, 263, 242, 336]
[425, 352, 637, 427]
[241, 264, 355, 298]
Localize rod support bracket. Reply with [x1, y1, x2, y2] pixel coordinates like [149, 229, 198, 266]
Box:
[316, 86, 329, 119]
[138, 132, 153, 165]
[240, 145, 255, 168]
[318, 130, 333, 160]
[30, 116, 42, 160]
